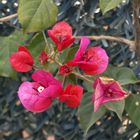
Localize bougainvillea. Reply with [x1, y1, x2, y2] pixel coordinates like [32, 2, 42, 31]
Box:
[92, 77, 128, 112]
[10, 46, 34, 72]
[59, 84, 83, 108]
[18, 70, 63, 112]
[68, 37, 109, 75]
[48, 21, 75, 51]
[9, 22, 129, 113]
[39, 50, 48, 65]
[8, 18, 139, 134]
[59, 64, 73, 76]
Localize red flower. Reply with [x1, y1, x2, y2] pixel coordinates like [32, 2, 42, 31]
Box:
[48, 21, 75, 51]
[59, 64, 72, 76]
[59, 84, 83, 108]
[92, 77, 128, 112]
[68, 37, 109, 75]
[18, 70, 63, 112]
[39, 51, 48, 64]
[10, 46, 34, 72]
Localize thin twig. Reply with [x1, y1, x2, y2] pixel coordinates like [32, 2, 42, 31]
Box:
[75, 35, 135, 51]
[0, 13, 136, 51]
[52, 57, 93, 84]
[0, 13, 135, 51]
[0, 13, 18, 22]
[72, 71, 93, 84]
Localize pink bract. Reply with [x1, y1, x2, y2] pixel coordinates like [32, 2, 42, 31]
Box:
[18, 70, 63, 112]
[68, 36, 109, 75]
[92, 77, 128, 112]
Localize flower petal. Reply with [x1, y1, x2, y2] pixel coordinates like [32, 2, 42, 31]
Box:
[74, 36, 90, 61]
[18, 82, 52, 112]
[10, 51, 34, 72]
[32, 70, 62, 87]
[59, 84, 83, 108]
[92, 79, 104, 112]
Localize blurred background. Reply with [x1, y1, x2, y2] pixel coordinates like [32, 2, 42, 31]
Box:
[0, 0, 140, 139]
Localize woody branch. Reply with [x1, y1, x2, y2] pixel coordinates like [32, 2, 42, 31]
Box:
[0, 13, 136, 51]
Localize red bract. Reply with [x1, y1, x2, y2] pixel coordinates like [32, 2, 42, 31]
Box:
[10, 46, 34, 72]
[48, 21, 75, 51]
[59, 64, 72, 76]
[92, 77, 128, 112]
[39, 51, 48, 64]
[18, 70, 63, 112]
[68, 37, 109, 75]
[59, 84, 83, 108]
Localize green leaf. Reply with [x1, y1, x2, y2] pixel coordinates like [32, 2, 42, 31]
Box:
[78, 92, 106, 135]
[83, 75, 96, 92]
[64, 46, 78, 63]
[0, 31, 28, 78]
[125, 94, 140, 129]
[46, 62, 58, 74]
[18, 0, 58, 33]
[99, 0, 123, 14]
[104, 100, 125, 121]
[104, 65, 138, 85]
[83, 81, 93, 92]
[27, 33, 46, 66]
[65, 74, 77, 85]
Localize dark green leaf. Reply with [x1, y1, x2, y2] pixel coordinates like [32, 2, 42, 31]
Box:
[99, 0, 123, 14]
[104, 100, 125, 121]
[18, 0, 58, 33]
[64, 47, 78, 63]
[27, 33, 46, 66]
[104, 65, 138, 85]
[125, 94, 140, 129]
[78, 92, 106, 135]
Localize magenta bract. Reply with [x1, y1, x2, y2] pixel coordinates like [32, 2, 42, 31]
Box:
[18, 70, 63, 112]
[92, 77, 128, 112]
[68, 37, 109, 75]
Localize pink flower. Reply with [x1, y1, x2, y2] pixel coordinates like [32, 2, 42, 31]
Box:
[39, 51, 48, 65]
[59, 64, 73, 76]
[18, 70, 63, 112]
[59, 84, 83, 108]
[48, 21, 75, 51]
[10, 46, 34, 72]
[68, 37, 109, 75]
[92, 77, 128, 112]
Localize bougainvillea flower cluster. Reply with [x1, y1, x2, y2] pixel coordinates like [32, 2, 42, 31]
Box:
[48, 21, 75, 51]
[68, 37, 109, 75]
[10, 46, 34, 72]
[92, 77, 128, 112]
[18, 70, 63, 112]
[9, 21, 129, 113]
[18, 70, 83, 112]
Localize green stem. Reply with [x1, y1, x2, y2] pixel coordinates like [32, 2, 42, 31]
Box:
[42, 31, 49, 47]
